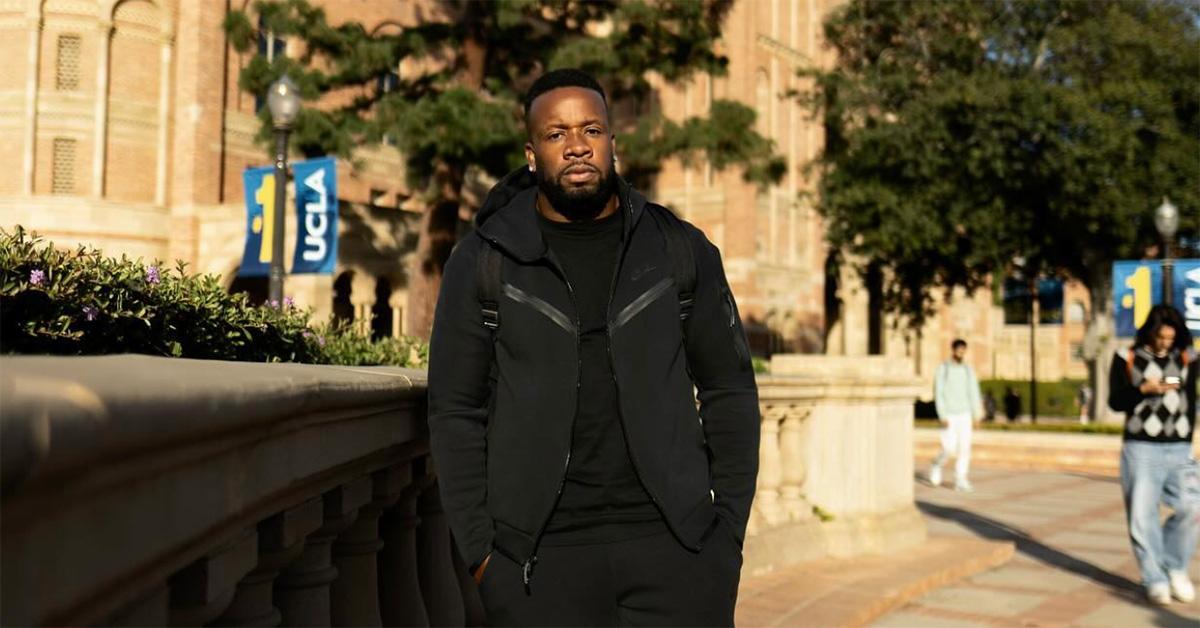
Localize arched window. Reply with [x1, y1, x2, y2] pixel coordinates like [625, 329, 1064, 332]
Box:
[228, 275, 268, 306]
[105, 0, 163, 203]
[371, 276, 393, 340]
[333, 271, 355, 329]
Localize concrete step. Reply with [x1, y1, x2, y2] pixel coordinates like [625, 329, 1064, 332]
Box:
[735, 537, 1015, 627]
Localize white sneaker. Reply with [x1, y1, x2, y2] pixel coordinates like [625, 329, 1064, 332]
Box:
[1168, 571, 1195, 603]
[1148, 582, 1173, 606]
[929, 465, 942, 487]
[954, 481, 974, 493]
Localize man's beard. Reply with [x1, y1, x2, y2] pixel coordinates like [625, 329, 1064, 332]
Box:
[536, 159, 618, 222]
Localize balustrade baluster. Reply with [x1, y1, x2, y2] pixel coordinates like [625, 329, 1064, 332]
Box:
[755, 405, 785, 526]
[378, 464, 428, 626]
[779, 407, 812, 521]
[276, 478, 371, 626]
[416, 459, 465, 627]
[168, 528, 256, 626]
[214, 498, 324, 627]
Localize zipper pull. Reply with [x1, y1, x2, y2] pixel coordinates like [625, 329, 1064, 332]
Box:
[522, 555, 538, 593]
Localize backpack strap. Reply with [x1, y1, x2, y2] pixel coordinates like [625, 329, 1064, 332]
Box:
[477, 238, 502, 332]
[647, 204, 697, 326]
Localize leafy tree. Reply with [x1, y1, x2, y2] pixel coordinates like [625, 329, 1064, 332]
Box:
[801, 0, 1199, 417]
[226, 0, 785, 338]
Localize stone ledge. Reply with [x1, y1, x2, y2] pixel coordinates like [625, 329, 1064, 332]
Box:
[0, 355, 426, 491]
[0, 355, 430, 626]
[744, 505, 928, 578]
[736, 536, 1015, 627]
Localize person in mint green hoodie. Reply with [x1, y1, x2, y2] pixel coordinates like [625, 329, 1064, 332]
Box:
[929, 339, 983, 492]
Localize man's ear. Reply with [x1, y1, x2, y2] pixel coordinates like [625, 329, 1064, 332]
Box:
[525, 142, 535, 173]
[612, 135, 619, 168]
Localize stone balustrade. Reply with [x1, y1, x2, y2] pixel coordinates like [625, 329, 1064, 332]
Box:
[0, 355, 481, 627]
[1, 352, 929, 623]
[742, 354, 929, 576]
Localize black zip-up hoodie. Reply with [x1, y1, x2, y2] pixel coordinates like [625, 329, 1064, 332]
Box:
[427, 168, 760, 585]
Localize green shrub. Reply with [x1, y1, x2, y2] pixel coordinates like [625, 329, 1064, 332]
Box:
[0, 227, 426, 368]
[979, 378, 1088, 417]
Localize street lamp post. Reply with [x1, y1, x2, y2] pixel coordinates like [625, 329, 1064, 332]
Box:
[1155, 197, 1179, 307]
[266, 76, 301, 308]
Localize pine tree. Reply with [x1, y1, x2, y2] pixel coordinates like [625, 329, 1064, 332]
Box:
[226, 0, 785, 338]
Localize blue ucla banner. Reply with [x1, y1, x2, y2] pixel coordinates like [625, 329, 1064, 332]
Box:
[241, 157, 338, 277]
[291, 157, 337, 275]
[1113, 259, 1200, 338]
[239, 165, 276, 277]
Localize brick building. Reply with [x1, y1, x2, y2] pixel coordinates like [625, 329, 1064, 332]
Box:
[0, 0, 1089, 386]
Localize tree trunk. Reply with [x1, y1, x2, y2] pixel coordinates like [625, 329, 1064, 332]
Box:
[1083, 270, 1119, 424]
[405, 25, 488, 341]
[406, 160, 466, 340]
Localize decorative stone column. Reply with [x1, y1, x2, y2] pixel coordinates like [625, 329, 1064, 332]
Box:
[330, 467, 407, 627]
[779, 406, 812, 521]
[416, 459, 465, 628]
[276, 478, 372, 626]
[214, 498, 324, 627]
[22, 10, 40, 196]
[755, 404, 785, 526]
[378, 463, 428, 626]
[168, 528, 257, 626]
[154, 35, 172, 206]
[91, 20, 113, 198]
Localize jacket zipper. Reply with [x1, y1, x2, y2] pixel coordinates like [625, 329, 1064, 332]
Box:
[603, 204, 701, 551]
[521, 248, 582, 592]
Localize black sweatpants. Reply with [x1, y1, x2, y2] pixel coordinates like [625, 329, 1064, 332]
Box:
[478, 521, 743, 627]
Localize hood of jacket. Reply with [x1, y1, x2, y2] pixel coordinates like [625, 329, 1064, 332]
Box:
[474, 166, 649, 263]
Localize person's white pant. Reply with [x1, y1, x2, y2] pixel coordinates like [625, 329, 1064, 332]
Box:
[933, 412, 973, 483]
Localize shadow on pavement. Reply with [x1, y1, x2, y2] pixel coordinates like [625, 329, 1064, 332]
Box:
[916, 500, 1196, 628]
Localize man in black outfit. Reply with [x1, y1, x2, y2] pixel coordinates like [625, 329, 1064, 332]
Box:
[428, 69, 760, 626]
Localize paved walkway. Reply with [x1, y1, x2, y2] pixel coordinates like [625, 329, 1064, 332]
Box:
[873, 468, 1200, 627]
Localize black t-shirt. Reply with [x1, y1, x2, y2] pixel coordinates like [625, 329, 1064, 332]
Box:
[537, 209, 664, 545]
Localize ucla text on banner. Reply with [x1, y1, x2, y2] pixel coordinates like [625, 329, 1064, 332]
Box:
[239, 165, 276, 277]
[291, 157, 337, 275]
[1113, 260, 1200, 338]
[1177, 260, 1200, 336]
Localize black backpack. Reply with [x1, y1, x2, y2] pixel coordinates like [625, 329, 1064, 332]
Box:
[477, 203, 697, 337]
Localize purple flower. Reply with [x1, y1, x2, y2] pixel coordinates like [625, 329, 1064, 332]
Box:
[268, 299, 280, 309]
[317, 335, 326, 347]
[29, 269, 44, 286]
[145, 265, 160, 285]
[284, 296, 296, 308]
[82, 305, 98, 321]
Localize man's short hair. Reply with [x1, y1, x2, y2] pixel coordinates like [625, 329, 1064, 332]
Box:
[952, 339, 967, 350]
[523, 68, 608, 124]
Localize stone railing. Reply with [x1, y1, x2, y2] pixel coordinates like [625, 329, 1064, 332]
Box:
[0, 355, 482, 627]
[743, 355, 928, 576]
[1, 353, 931, 622]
